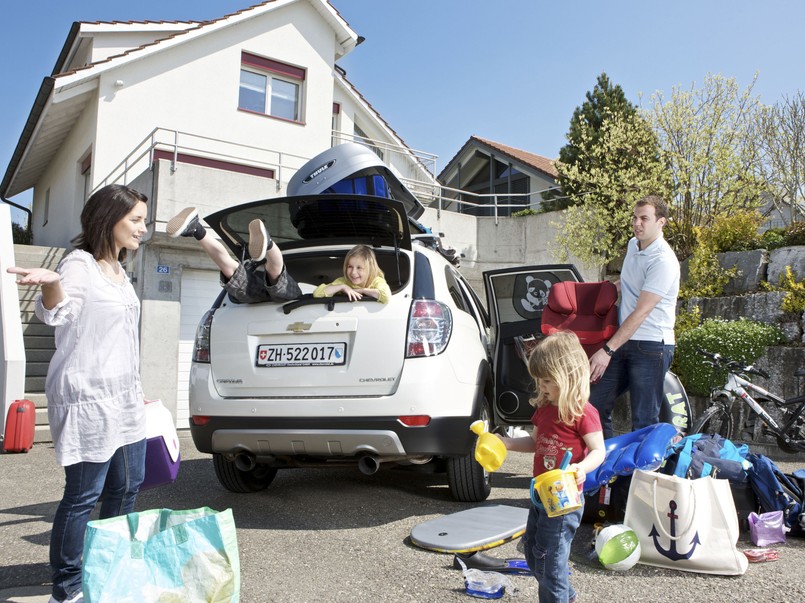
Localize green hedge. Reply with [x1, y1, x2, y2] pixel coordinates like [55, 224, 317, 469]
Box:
[672, 318, 784, 397]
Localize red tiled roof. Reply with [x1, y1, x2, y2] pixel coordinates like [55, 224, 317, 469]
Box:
[472, 136, 558, 178]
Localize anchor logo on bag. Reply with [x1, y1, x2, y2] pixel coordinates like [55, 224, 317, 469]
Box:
[650, 499, 701, 561]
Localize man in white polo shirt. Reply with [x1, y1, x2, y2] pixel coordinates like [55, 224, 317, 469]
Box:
[589, 195, 680, 438]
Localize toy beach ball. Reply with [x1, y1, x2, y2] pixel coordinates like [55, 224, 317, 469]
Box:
[595, 524, 640, 571]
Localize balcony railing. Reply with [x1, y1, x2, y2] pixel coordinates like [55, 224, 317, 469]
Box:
[95, 127, 558, 223]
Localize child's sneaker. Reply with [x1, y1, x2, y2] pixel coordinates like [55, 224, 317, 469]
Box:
[248, 219, 272, 262]
[167, 207, 204, 239]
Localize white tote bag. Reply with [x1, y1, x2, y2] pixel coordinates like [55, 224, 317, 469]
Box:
[623, 470, 748, 575]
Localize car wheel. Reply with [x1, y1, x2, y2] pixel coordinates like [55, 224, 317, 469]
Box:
[446, 402, 493, 503]
[213, 453, 278, 493]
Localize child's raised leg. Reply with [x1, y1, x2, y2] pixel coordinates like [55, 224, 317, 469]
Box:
[247, 218, 284, 284]
[167, 207, 238, 278]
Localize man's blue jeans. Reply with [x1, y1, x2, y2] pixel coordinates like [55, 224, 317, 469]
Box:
[590, 339, 674, 439]
[50, 439, 146, 601]
[523, 500, 582, 603]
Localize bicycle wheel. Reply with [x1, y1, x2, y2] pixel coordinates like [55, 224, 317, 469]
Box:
[692, 403, 733, 439]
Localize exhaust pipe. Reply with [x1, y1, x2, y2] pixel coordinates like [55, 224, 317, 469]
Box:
[234, 451, 256, 472]
[357, 455, 380, 475]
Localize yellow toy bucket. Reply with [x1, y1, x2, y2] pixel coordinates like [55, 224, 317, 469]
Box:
[469, 420, 507, 472]
[530, 468, 582, 517]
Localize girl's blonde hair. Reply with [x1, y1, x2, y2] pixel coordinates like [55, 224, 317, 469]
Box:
[527, 331, 591, 425]
[343, 244, 384, 288]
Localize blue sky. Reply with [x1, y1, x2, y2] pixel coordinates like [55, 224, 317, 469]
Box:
[2, 0, 804, 222]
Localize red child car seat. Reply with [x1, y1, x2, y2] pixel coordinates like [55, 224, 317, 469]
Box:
[540, 281, 619, 358]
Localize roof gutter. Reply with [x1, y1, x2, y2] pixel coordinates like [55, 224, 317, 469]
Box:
[0, 77, 55, 199]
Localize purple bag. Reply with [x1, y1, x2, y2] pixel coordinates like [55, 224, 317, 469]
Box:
[141, 400, 181, 490]
[748, 511, 786, 547]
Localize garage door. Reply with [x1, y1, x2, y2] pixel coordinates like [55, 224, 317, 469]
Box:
[177, 269, 221, 427]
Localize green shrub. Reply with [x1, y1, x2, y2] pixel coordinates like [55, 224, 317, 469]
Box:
[784, 221, 805, 246]
[678, 247, 736, 300]
[512, 208, 537, 217]
[672, 318, 783, 396]
[759, 227, 786, 250]
[674, 305, 701, 341]
[698, 211, 762, 252]
[778, 266, 805, 314]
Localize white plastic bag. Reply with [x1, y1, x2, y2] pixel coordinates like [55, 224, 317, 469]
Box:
[456, 557, 518, 599]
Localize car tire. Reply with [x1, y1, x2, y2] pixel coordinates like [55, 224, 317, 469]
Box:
[213, 453, 278, 493]
[446, 401, 493, 503]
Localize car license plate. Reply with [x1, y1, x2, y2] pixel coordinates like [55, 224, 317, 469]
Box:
[256, 343, 346, 367]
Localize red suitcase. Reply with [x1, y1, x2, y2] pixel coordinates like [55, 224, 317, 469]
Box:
[3, 399, 36, 453]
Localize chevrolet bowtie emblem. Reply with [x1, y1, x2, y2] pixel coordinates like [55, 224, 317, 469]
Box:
[287, 321, 312, 333]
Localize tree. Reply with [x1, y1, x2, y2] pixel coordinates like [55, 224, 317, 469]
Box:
[543, 73, 638, 212]
[12, 222, 32, 245]
[648, 74, 764, 258]
[756, 91, 805, 226]
[552, 109, 671, 268]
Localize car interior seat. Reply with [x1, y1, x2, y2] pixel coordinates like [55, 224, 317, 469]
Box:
[540, 280, 619, 358]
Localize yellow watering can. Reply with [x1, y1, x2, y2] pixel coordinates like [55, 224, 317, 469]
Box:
[470, 420, 507, 472]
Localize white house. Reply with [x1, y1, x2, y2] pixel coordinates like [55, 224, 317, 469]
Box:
[1, 0, 439, 425]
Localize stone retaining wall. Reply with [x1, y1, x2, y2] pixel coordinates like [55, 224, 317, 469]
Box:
[675, 247, 805, 458]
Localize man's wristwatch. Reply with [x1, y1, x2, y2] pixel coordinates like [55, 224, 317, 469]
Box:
[602, 344, 615, 357]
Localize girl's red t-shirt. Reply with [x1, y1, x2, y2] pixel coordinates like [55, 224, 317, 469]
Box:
[531, 402, 601, 477]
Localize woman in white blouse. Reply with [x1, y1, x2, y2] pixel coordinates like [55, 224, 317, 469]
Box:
[8, 184, 149, 603]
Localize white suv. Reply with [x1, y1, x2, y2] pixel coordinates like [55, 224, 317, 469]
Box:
[187, 145, 689, 502]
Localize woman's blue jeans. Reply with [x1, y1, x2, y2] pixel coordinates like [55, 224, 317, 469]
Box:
[50, 438, 146, 601]
[523, 500, 582, 603]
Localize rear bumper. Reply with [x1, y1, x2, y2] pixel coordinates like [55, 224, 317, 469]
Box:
[189, 414, 478, 459]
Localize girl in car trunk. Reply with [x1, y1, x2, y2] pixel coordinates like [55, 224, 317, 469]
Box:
[312, 244, 391, 304]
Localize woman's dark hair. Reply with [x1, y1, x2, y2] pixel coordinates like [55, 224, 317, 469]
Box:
[71, 184, 148, 262]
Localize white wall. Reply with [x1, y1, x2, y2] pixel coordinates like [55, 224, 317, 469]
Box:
[30, 99, 98, 248]
[90, 2, 339, 195]
[0, 204, 26, 437]
[419, 207, 603, 294]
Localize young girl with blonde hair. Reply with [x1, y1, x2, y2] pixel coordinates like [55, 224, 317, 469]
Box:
[497, 331, 605, 603]
[313, 244, 391, 304]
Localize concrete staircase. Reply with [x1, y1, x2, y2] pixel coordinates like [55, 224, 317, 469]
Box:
[13, 244, 68, 444]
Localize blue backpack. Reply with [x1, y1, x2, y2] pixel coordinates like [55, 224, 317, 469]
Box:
[746, 452, 805, 536]
[662, 433, 750, 481]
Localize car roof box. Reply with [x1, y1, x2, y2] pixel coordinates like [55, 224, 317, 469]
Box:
[288, 143, 424, 220]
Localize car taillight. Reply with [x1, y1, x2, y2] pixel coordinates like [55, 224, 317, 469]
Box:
[192, 309, 214, 363]
[191, 415, 211, 426]
[406, 300, 452, 357]
[398, 415, 431, 427]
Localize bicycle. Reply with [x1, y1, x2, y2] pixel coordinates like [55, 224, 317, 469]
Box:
[692, 348, 805, 453]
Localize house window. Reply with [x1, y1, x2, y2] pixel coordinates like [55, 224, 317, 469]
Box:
[80, 153, 92, 205]
[331, 103, 341, 147]
[43, 188, 50, 226]
[239, 52, 304, 122]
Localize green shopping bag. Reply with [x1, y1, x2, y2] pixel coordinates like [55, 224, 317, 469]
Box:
[82, 507, 240, 603]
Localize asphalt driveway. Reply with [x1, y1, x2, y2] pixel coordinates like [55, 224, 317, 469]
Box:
[1, 431, 804, 603]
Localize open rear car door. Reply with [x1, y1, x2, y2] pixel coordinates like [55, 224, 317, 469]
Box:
[484, 264, 692, 433]
[483, 265, 583, 426]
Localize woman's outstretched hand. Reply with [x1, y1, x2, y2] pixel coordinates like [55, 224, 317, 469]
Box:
[7, 266, 60, 286]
